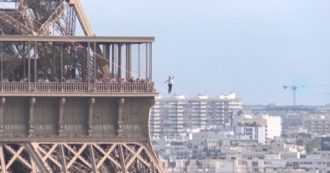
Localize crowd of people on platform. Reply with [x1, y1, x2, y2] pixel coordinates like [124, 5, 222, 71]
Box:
[3, 72, 152, 85]
[2, 65, 153, 87]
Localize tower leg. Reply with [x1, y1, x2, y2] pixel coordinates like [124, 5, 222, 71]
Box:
[0, 142, 164, 173]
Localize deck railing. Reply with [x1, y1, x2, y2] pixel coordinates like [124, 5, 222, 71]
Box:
[0, 82, 154, 93]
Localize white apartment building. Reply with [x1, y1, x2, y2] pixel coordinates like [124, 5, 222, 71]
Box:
[262, 114, 282, 140]
[150, 95, 187, 139]
[234, 115, 267, 144]
[234, 114, 282, 144]
[214, 92, 242, 127]
[187, 95, 208, 129]
[150, 93, 242, 139]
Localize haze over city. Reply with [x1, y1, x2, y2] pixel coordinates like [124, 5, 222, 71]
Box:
[81, 0, 330, 105]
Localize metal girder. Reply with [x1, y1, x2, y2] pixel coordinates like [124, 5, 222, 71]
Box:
[0, 143, 47, 173]
[24, 143, 50, 173]
[94, 143, 121, 170]
[0, 146, 7, 173]
[33, 143, 63, 169]
[67, 0, 112, 80]
[0, 35, 155, 43]
[38, 1, 69, 36]
[0, 142, 163, 173]
[0, 0, 19, 2]
[63, 143, 92, 169]
[4, 145, 31, 170]
[124, 144, 152, 168]
[18, 0, 36, 31]
[69, 0, 94, 36]
[0, 11, 33, 35]
[119, 145, 127, 173]
[29, 143, 163, 173]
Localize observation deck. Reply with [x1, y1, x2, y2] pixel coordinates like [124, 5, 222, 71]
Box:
[0, 35, 156, 97]
[0, 35, 157, 140]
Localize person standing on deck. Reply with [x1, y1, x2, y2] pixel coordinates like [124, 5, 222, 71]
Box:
[164, 75, 174, 94]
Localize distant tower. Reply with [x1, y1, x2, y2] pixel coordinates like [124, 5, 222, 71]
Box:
[0, 1, 163, 172]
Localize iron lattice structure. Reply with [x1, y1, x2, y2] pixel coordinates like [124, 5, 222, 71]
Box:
[0, 142, 160, 173]
[0, 0, 111, 82]
[0, 1, 163, 173]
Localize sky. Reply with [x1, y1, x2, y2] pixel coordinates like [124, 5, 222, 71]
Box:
[81, 0, 330, 105]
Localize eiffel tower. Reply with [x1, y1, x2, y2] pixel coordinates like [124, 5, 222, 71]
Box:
[0, 0, 163, 172]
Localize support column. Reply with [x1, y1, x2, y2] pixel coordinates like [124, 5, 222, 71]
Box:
[145, 43, 148, 79]
[149, 43, 152, 80]
[88, 97, 95, 136]
[104, 44, 110, 80]
[34, 42, 37, 83]
[126, 44, 131, 80]
[0, 43, 2, 82]
[0, 98, 6, 135]
[117, 44, 122, 80]
[87, 42, 92, 82]
[58, 98, 66, 136]
[28, 42, 31, 82]
[28, 97, 36, 137]
[117, 97, 125, 136]
[81, 43, 87, 82]
[28, 42, 31, 90]
[52, 44, 56, 81]
[138, 44, 141, 78]
[23, 43, 26, 80]
[60, 44, 64, 92]
[93, 42, 97, 81]
[111, 44, 115, 78]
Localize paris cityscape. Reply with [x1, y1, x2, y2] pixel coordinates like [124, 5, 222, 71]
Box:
[0, 0, 329, 173]
[150, 93, 330, 172]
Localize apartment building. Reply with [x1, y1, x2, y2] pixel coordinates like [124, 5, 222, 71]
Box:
[302, 114, 330, 136]
[150, 93, 242, 139]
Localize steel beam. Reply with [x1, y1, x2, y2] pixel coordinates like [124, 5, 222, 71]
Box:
[0, 35, 155, 43]
[0, 142, 163, 173]
[0, 11, 33, 35]
[38, 2, 69, 36]
[0, 145, 7, 173]
[25, 143, 50, 173]
[69, 0, 94, 36]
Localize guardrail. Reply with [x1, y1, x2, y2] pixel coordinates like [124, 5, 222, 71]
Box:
[0, 82, 154, 93]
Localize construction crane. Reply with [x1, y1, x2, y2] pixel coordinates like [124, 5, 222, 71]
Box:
[283, 85, 303, 106]
[283, 84, 330, 106]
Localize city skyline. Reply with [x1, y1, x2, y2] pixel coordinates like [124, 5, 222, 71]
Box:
[81, 0, 330, 105]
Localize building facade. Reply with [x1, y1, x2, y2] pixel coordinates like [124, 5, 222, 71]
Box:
[302, 114, 330, 136]
[150, 93, 242, 139]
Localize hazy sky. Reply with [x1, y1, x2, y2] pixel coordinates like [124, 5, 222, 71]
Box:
[81, 0, 330, 105]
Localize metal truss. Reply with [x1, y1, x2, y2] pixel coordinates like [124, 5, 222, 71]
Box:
[0, 11, 33, 34]
[38, 1, 69, 36]
[0, 0, 91, 36]
[0, 142, 163, 173]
